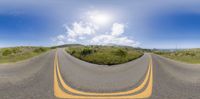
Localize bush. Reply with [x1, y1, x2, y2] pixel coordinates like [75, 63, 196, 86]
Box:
[184, 52, 195, 56]
[2, 49, 12, 56]
[12, 47, 22, 53]
[68, 49, 76, 55]
[80, 48, 92, 56]
[34, 47, 47, 53]
[114, 49, 127, 57]
[66, 46, 143, 65]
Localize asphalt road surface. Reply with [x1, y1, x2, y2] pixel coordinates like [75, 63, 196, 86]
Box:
[0, 51, 55, 99]
[0, 48, 200, 99]
[150, 54, 200, 99]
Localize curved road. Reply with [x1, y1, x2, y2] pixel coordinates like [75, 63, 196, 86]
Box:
[0, 48, 200, 98]
[57, 48, 149, 93]
[150, 54, 200, 99]
[0, 51, 55, 99]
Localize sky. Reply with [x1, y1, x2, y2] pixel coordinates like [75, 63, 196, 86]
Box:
[0, 0, 200, 48]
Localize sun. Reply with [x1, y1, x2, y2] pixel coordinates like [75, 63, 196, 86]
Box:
[89, 12, 111, 25]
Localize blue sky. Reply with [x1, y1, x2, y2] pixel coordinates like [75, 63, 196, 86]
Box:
[0, 0, 200, 48]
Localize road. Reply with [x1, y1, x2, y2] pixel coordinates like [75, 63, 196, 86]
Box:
[0, 48, 200, 99]
[150, 54, 200, 99]
[0, 51, 55, 99]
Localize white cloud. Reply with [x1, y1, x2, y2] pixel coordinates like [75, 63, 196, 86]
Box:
[65, 21, 98, 39]
[57, 40, 65, 45]
[91, 35, 139, 46]
[111, 23, 125, 36]
[90, 23, 139, 46]
[54, 20, 139, 47]
[57, 35, 65, 41]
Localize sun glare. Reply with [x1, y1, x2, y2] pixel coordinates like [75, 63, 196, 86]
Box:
[89, 12, 111, 25]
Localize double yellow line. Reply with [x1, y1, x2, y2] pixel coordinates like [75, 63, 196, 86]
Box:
[54, 51, 153, 98]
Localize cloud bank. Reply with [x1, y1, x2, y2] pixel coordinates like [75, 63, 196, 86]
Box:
[54, 19, 139, 47]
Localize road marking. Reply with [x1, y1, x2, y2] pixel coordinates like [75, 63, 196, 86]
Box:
[54, 51, 153, 98]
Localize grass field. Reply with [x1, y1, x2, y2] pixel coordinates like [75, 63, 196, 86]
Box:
[0, 46, 49, 63]
[66, 45, 143, 65]
[154, 49, 200, 64]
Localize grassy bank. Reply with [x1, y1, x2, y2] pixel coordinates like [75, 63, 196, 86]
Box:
[154, 49, 200, 64]
[0, 47, 49, 63]
[66, 45, 143, 65]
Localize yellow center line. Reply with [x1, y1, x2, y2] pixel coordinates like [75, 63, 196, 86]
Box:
[54, 51, 153, 98]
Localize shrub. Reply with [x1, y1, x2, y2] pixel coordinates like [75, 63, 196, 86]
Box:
[66, 46, 143, 65]
[12, 47, 22, 54]
[2, 49, 12, 56]
[68, 49, 76, 55]
[34, 47, 47, 53]
[184, 52, 195, 57]
[114, 49, 127, 57]
[81, 48, 92, 56]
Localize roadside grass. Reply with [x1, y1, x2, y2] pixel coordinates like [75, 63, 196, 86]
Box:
[0, 46, 49, 63]
[154, 49, 200, 64]
[66, 45, 143, 65]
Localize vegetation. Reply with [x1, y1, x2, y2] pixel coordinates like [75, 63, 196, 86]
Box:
[154, 49, 200, 64]
[51, 44, 83, 49]
[0, 47, 49, 63]
[66, 45, 143, 65]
